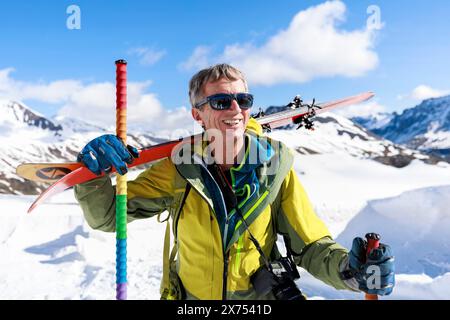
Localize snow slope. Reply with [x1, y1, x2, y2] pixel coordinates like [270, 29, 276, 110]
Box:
[0, 193, 165, 300]
[301, 184, 450, 300]
[337, 185, 450, 277]
[1, 152, 450, 299]
[270, 127, 450, 236]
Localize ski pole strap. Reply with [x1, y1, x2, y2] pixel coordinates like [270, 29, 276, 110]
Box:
[115, 59, 128, 300]
[161, 184, 191, 299]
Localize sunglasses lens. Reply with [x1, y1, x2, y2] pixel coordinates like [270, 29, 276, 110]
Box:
[210, 95, 232, 110]
[237, 94, 253, 109]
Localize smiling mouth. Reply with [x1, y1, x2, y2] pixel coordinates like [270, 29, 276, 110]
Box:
[222, 119, 242, 126]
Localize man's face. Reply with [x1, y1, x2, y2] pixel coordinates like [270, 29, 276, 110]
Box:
[192, 78, 250, 139]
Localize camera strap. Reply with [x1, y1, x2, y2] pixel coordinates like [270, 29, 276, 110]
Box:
[234, 197, 300, 280]
[235, 202, 274, 272]
[281, 234, 301, 279]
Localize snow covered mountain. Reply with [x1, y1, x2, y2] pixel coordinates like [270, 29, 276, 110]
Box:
[264, 105, 442, 168]
[353, 95, 450, 161]
[0, 99, 63, 133]
[0, 100, 162, 195]
[0, 99, 445, 195]
[352, 112, 393, 131]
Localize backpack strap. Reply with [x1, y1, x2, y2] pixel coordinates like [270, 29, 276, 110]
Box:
[160, 183, 191, 299]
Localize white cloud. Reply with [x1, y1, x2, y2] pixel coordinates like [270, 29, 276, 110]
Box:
[127, 47, 166, 66]
[58, 84, 196, 134]
[178, 46, 211, 71]
[0, 68, 19, 97]
[333, 100, 387, 118]
[181, 0, 379, 85]
[0, 67, 196, 134]
[410, 85, 450, 101]
[0, 68, 83, 103]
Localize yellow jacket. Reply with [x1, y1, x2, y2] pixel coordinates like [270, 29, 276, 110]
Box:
[75, 118, 351, 299]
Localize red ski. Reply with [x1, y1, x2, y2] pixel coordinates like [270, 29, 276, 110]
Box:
[21, 91, 374, 213]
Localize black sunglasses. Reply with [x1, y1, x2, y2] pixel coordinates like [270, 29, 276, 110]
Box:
[194, 93, 254, 110]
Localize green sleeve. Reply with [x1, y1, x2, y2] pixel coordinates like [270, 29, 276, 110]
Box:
[74, 175, 117, 232]
[74, 158, 178, 233]
[298, 236, 354, 291]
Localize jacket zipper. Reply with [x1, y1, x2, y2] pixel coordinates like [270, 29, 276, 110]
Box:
[222, 212, 237, 300]
[222, 250, 230, 300]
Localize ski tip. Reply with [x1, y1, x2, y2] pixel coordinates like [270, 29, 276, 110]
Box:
[27, 191, 46, 214]
[15, 163, 28, 177]
[364, 91, 375, 99]
[27, 203, 35, 214]
[352, 91, 375, 103]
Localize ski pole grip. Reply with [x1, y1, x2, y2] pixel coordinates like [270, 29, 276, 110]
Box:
[366, 232, 380, 256]
[116, 59, 127, 144]
[365, 232, 380, 300]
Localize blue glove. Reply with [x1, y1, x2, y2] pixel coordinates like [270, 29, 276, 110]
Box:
[77, 134, 139, 176]
[348, 237, 395, 295]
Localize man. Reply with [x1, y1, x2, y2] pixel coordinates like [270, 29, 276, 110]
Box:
[75, 63, 394, 300]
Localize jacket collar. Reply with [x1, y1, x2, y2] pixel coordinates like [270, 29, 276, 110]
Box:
[172, 131, 292, 250]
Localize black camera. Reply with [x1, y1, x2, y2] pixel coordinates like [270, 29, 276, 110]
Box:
[251, 256, 305, 300]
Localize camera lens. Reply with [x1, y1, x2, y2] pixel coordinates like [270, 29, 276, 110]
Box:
[272, 278, 305, 301]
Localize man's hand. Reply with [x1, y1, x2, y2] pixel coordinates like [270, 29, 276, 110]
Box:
[77, 134, 139, 176]
[348, 237, 395, 296]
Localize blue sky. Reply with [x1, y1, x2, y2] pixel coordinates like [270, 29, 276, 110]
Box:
[1, 0, 449, 129]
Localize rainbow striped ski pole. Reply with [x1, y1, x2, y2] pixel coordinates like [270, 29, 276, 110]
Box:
[115, 59, 128, 300]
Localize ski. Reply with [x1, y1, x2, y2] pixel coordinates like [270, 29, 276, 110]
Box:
[16, 139, 183, 184]
[19, 91, 373, 213]
[17, 163, 84, 184]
